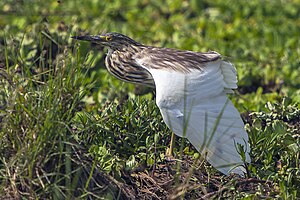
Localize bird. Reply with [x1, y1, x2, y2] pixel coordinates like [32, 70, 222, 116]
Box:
[72, 32, 250, 175]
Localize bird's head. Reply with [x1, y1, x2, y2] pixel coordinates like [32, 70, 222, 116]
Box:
[71, 32, 142, 51]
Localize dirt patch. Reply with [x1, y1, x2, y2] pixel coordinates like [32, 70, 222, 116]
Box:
[112, 157, 276, 199]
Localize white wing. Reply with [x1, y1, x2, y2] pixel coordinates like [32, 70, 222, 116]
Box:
[137, 58, 250, 175]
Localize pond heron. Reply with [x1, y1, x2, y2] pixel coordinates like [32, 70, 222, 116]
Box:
[72, 33, 250, 175]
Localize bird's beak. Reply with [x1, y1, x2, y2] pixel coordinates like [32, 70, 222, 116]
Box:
[71, 35, 106, 43]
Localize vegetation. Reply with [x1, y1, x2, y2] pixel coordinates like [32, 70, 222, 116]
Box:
[0, 0, 299, 199]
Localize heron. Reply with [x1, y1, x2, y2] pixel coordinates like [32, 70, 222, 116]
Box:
[72, 32, 250, 175]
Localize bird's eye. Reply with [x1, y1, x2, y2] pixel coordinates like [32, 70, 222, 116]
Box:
[106, 36, 112, 41]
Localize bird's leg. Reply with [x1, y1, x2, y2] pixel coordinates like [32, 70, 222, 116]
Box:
[165, 132, 175, 158]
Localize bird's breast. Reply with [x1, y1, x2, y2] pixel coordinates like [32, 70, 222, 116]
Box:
[105, 51, 155, 87]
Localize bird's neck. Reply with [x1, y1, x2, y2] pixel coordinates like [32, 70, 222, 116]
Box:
[107, 48, 114, 57]
[104, 44, 154, 87]
[107, 45, 144, 58]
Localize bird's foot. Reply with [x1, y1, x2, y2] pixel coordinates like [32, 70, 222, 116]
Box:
[165, 132, 176, 162]
[165, 148, 176, 162]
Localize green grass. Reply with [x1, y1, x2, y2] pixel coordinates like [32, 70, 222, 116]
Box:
[1, 0, 300, 199]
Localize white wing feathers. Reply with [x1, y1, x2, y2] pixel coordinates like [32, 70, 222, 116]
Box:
[221, 61, 238, 90]
[137, 58, 250, 175]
